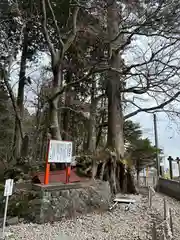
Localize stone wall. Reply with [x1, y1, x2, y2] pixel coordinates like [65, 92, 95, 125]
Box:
[158, 177, 180, 200]
[28, 180, 111, 223]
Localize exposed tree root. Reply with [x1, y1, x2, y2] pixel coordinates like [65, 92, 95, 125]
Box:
[78, 148, 137, 194]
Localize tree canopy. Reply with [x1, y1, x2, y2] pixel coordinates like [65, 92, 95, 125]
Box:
[0, 0, 178, 193]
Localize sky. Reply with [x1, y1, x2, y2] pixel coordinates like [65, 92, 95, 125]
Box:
[123, 34, 180, 171]
[132, 112, 180, 173]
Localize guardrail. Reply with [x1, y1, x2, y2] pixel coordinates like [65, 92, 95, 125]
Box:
[158, 177, 180, 200]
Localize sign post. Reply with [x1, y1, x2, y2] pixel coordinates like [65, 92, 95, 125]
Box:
[44, 140, 73, 185]
[44, 139, 50, 185]
[66, 164, 71, 183]
[2, 179, 14, 239]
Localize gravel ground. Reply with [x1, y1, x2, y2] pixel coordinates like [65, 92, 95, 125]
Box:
[150, 192, 180, 239]
[3, 191, 180, 240]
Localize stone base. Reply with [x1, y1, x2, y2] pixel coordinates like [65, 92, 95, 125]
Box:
[28, 180, 111, 223]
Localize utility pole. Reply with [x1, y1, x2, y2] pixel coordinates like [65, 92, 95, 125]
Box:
[153, 113, 160, 177]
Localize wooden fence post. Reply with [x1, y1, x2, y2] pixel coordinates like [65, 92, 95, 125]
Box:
[169, 208, 173, 236]
[163, 198, 167, 220]
[144, 176, 146, 186]
[168, 156, 173, 179]
[148, 187, 152, 208]
[159, 234, 165, 240]
[152, 222, 157, 240]
[153, 175, 155, 186]
[176, 157, 180, 182]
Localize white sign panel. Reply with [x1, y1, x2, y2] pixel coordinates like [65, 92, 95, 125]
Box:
[4, 179, 14, 197]
[48, 140, 72, 163]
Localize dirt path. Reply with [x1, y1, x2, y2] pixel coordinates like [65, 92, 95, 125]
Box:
[4, 190, 180, 240]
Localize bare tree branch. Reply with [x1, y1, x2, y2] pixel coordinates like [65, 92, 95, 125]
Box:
[49, 67, 96, 102]
[124, 91, 180, 119]
[41, 0, 55, 58]
[62, 6, 79, 55]
[46, 0, 64, 49]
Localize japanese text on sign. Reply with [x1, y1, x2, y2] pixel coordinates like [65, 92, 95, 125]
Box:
[48, 140, 72, 163]
[4, 179, 14, 197]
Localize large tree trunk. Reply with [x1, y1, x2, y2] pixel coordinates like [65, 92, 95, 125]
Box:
[87, 81, 97, 153]
[40, 108, 49, 163]
[62, 71, 72, 141]
[136, 170, 140, 188]
[86, 81, 97, 178]
[13, 27, 28, 161]
[106, 0, 136, 193]
[48, 63, 62, 170]
[49, 98, 61, 140]
[96, 98, 106, 148]
[107, 0, 124, 154]
[49, 64, 62, 140]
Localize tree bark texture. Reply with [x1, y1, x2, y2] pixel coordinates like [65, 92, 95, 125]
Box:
[106, 0, 136, 193]
[49, 63, 62, 140]
[13, 26, 28, 161]
[63, 70, 72, 140]
[87, 80, 97, 153]
[106, 0, 124, 157]
[87, 81, 98, 179]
